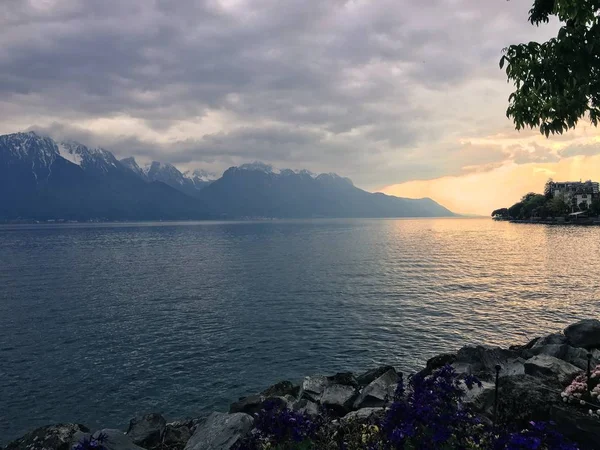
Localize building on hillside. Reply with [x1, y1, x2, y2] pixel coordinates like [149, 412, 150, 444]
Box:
[548, 180, 599, 211]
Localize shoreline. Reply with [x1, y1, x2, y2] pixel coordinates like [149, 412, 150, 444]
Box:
[4, 319, 600, 450]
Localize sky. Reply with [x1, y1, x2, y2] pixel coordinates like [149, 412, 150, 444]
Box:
[2, 0, 599, 215]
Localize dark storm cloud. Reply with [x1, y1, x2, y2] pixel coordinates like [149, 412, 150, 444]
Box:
[0, 0, 562, 187]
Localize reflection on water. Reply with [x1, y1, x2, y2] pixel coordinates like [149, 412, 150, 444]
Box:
[1, 218, 599, 443]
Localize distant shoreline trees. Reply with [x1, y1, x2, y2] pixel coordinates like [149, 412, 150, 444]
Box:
[491, 184, 600, 219]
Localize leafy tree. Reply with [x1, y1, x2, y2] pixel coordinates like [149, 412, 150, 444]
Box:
[549, 194, 570, 216]
[579, 201, 589, 211]
[491, 207, 509, 217]
[521, 192, 538, 203]
[501, 0, 600, 136]
[508, 201, 524, 219]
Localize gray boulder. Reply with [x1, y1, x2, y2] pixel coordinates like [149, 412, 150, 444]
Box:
[184, 412, 253, 450]
[261, 380, 298, 398]
[93, 429, 145, 450]
[298, 375, 330, 402]
[164, 421, 193, 448]
[524, 354, 582, 384]
[419, 353, 456, 377]
[524, 344, 598, 369]
[357, 366, 395, 387]
[327, 372, 358, 387]
[532, 333, 568, 348]
[319, 384, 357, 414]
[126, 413, 166, 447]
[564, 319, 600, 349]
[229, 394, 264, 415]
[4, 424, 90, 450]
[292, 398, 320, 416]
[353, 368, 398, 409]
[453, 346, 525, 380]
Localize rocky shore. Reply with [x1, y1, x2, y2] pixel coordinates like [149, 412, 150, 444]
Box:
[4, 319, 600, 450]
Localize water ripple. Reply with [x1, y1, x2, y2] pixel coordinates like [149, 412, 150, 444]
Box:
[1, 218, 599, 443]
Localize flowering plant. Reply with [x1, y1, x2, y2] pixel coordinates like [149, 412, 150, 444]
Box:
[561, 364, 600, 419]
[235, 365, 579, 449]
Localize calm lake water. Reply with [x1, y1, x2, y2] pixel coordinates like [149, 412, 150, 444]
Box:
[1, 218, 600, 443]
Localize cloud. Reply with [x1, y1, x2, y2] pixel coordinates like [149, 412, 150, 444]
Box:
[0, 0, 580, 195]
[559, 143, 600, 158]
[509, 143, 560, 164]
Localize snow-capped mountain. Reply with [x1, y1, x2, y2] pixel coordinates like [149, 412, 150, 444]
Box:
[57, 140, 122, 175]
[118, 159, 216, 197]
[183, 169, 217, 190]
[0, 130, 456, 220]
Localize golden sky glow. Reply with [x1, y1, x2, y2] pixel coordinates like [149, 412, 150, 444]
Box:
[381, 134, 600, 215]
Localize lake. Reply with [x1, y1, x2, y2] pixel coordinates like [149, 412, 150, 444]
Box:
[1, 218, 599, 443]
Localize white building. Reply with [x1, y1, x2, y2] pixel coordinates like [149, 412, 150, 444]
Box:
[549, 180, 599, 211]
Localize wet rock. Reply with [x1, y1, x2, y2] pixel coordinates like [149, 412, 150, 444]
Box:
[319, 384, 358, 415]
[353, 368, 398, 409]
[564, 319, 600, 349]
[327, 372, 358, 387]
[298, 375, 330, 402]
[453, 346, 525, 380]
[92, 429, 145, 450]
[356, 366, 395, 387]
[127, 413, 166, 447]
[5, 423, 90, 450]
[184, 412, 253, 450]
[261, 380, 298, 398]
[524, 354, 582, 384]
[229, 394, 264, 415]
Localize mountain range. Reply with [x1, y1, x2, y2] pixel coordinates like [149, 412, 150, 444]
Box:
[0, 131, 456, 221]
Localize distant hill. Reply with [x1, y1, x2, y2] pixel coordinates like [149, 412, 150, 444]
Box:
[0, 131, 456, 221]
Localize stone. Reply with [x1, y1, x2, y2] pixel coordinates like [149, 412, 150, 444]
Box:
[261, 380, 298, 398]
[93, 429, 145, 450]
[564, 319, 600, 349]
[292, 398, 320, 416]
[298, 375, 330, 402]
[341, 408, 384, 423]
[453, 345, 525, 380]
[163, 422, 192, 448]
[126, 413, 166, 447]
[5, 424, 90, 450]
[356, 365, 395, 387]
[532, 333, 568, 348]
[524, 344, 598, 369]
[184, 412, 254, 450]
[419, 353, 456, 377]
[524, 354, 582, 384]
[326, 372, 358, 387]
[319, 384, 358, 414]
[353, 368, 399, 409]
[229, 394, 264, 415]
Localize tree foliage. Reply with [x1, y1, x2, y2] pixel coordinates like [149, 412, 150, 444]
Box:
[501, 0, 600, 136]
